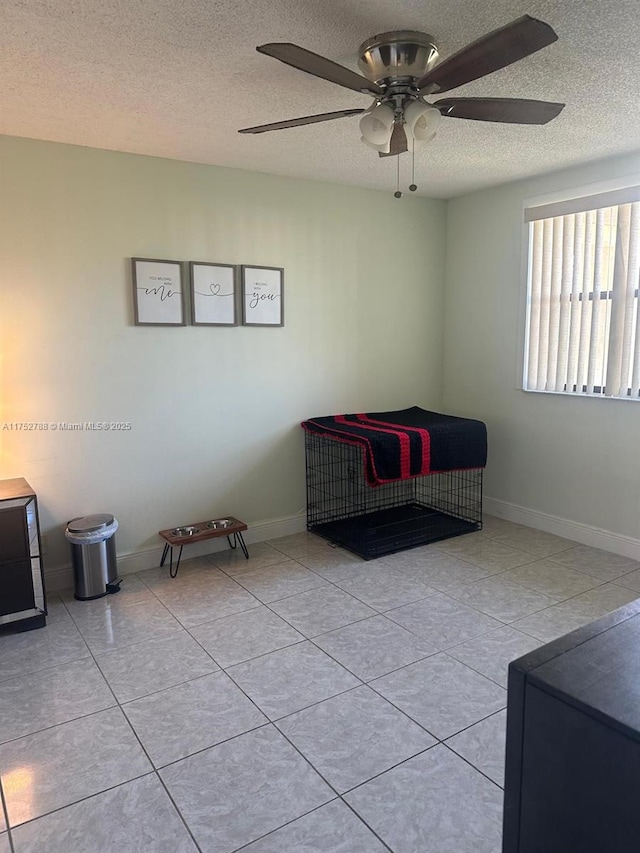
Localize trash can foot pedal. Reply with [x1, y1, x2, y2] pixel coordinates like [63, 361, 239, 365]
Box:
[106, 579, 122, 594]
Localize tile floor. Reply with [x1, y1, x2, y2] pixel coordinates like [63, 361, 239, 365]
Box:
[0, 519, 638, 852]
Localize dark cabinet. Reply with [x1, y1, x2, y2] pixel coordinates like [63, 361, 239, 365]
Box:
[503, 598, 640, 853]
[0, 478, 47, 630]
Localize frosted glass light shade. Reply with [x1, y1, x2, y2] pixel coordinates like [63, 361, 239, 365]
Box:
[404, 102, 441, 144]
[359, 103, 395, 149]
[359, 135, 391, 154]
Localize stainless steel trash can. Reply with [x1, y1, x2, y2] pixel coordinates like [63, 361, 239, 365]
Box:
[65, 514, 121, 601]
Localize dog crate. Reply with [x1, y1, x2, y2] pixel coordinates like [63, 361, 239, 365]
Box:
[305, 431, 482, 560]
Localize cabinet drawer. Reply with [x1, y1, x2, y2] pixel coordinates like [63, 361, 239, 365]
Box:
[0, 560, 35, 616]
[0, 506, 29, 563]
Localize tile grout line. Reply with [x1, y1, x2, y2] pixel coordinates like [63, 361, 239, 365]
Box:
[132, 576, 265, 630]
[16, 543, 621, 720]
[90, 651, 205, 852]
[63, 603, 503, 751]
[229, 796, 396, 853]
[2, 684, 501, 848]
[147, 550, 446, 689]
[440, 703, 507, 744]
[0, 669, 272, 768]
[0, 702, 122, 750]
[227, 801, 340, 853]
[336, 741, 442, 799]
[183, 557, 466, 841]
[185, 618, 367, 753]
[295, 549, 543, 628]
[362, 647, 509, 746]
[154, 536, 636, 805]
[231, 593, 461, 755]
[1, 553, 360, 752]
[440, 741, 505, 791]
[50, 594, 207, 853]
[240, 579, 332, 606]
[225, 545, 479, 642]
[223, 561, 456, 682]
[60, 587, 188, 655]
[0, 650, 93, 690]
[0, 544, 614, 790]
[453, 571, 626, 614]
[161, 539, 639, 594]
[0, 778, 15, 853]
[337, 797, 397, 853]
[153, 722, 273, 772]
[289, 545, 608, 632]
[3, 773, 160, 835]
[0, 704, 137, 749]
[177, 629, 391, 851]
[384, 574, 631, 640]
[151, 536, 611, 645]
[444, 647, 526, 689]
[318, 639, 439, 686]
[198, 545, 401, 642]
[223, 544, 520, 806]
[0, 604, 94, 685]
[222, 667, 401, 853]
[202, 552, 515, 753]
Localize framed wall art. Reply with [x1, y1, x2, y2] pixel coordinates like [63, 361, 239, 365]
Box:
[189, 262, 238, 326]
[132, 258, 186, 326]
[241, 265, 284, 327]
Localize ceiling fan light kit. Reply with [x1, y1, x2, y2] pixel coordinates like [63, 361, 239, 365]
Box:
[403, 101, 441, 143]
[239, 15, 565, 195]
[359, 103, 396, 152]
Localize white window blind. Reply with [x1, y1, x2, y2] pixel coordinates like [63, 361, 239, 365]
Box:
[524, 186, 640, 399]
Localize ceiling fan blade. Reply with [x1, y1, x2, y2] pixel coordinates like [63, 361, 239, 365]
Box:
[238, 108, 365, 134]
[378, 123, 408, 158]
[257, 43, 383, 95]
[417, 15, 558, 95]
[435, 97, 565, 124]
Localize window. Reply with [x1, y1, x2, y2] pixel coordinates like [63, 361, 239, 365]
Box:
[523, 185, 640, 399]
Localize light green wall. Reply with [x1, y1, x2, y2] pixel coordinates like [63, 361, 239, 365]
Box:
[443, 151, 640, 539]
[0, 135, 446, 568]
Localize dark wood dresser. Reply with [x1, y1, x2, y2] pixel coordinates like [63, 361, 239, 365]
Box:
[503, 597, 640, 853]
[0, 477, 47, 631]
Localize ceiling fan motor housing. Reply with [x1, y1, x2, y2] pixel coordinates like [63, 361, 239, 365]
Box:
[358, 31, 439, 85]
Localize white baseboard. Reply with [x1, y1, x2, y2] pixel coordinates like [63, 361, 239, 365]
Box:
[44, 501, 639, 593]
[483, 496, 640, 561]
[45, 512, 307, 593]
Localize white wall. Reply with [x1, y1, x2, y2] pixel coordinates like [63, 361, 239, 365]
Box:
[0, 136, 446, 572]
[443, 152, 640, 542]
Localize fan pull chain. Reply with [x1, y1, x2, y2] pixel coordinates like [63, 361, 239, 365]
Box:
[409, 138, 417, 192]
[394, 153, 402, 199]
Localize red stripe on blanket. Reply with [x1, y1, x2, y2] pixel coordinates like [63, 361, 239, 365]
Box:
[335, 415, 411, 480]
[345, 415, 411, 480]
[357, 414, 431, 475]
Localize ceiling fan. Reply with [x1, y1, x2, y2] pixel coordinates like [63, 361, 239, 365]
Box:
[238, 15, 564, 160]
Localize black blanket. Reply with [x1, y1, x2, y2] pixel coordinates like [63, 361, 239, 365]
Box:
[302, 406, 487, 486]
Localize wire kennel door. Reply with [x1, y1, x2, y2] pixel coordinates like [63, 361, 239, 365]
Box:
[305, 432, 482, 560]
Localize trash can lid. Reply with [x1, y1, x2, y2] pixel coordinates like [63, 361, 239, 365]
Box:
[67, 514, 115, 534]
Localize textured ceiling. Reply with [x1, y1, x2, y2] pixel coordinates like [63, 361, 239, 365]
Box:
[1, 0, 639, 198]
